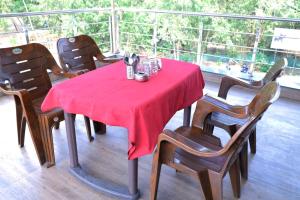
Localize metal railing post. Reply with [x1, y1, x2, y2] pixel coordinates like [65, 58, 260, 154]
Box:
[24, 27, 30, 44]
[110, 0, 118, 53]
[71, 14, 78, 36]
[196, 22, 203, 65]
[152, 13, 158, 57]
[249, 21, 262, 77]
[115, 13, 120, 52]
[109, 16, 113, 53]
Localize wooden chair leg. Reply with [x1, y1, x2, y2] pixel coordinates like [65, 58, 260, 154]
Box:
[15, 97, 24, 146]
[54, 122, 60, 130]
[227, 125, 237, 137]
[19, 117, 26, 147]
[71, 114, 76, 123]
[249, 128, 256, 154]
[229, 159, 241, 198]
[84, 116, 94, 142]
[198, 171, 213, 200]
[150, 150, 162, 200]
[240, 143, 248, 180]
[39, 116, 55, 168]
[203, 122, 214, 135]
[208, 171, 223, 200]
[217, 79, 232, 99]
[25, 117, 46, 165]
[93, 120, 106, 134]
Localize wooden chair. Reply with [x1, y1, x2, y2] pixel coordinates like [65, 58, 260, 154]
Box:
[57, 35, 122, 137]
[0, 43, 91, 167]
[150, 81, 280, 200]
[57, 34, 120, 72]
[204, 58, 287, 155]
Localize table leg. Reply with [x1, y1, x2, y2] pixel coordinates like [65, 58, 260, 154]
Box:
[65, 112, 140, 199]
[128, 159, 138, 195]
[64, 112, 79, 167]
[93, 120, 106, 135]
[183, 105, 192, 127]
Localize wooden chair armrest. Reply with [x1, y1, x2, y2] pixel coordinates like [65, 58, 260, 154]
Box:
[50, 64, 88, 78]
[192, 97, 247, 128]
[0, 83, 36, 119]
[203, 94, 246, 115]
[52, 68, 89, 78]
[218, 76, 263, 99]
[0, 83, 29, 98]
[0, 82, 6, 89]
[49, 64, 66, 76]
[102, 57, 122, 64]
[96, 54, 122, 64]
[158, 130, 221, 158]
[63, 69, 89, 78]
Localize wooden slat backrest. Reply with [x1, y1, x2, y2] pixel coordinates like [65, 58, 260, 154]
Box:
[248, 81, 280, 116]
[57, 35, 105, 72]
[262, 58, 287, 84]
[0, 43, 56, 99]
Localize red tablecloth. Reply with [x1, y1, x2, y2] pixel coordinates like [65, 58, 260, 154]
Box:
[41, 58, 205, 159]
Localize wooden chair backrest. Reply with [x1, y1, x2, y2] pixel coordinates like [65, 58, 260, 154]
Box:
[262, 58, 287, 84]
[0, 43, 57, 99]
[247, 81, 280, 116]
[57, 35, 104, 72]
[223, 81, 280, 154]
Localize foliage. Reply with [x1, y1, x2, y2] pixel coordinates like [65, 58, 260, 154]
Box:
[0, 0, 300, 72]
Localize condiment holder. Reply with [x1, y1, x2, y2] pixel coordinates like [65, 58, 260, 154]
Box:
[124, 53, 162, 82]
[124, 53, 140, 80]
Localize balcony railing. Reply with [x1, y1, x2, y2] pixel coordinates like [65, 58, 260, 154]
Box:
[0, 8, 112, 63]
[0, 7, 300, 89]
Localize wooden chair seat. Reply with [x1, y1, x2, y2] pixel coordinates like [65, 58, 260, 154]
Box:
[174, 149, 227, 173]
[32, 96, 57, 113]
[32, 96, 64, 126]
[205, 112, 249, 138]
[175, 126, 222, 149]
[173, 127, 227, 172]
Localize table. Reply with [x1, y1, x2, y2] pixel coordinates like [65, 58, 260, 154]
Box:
[41, 58, 204, 199]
